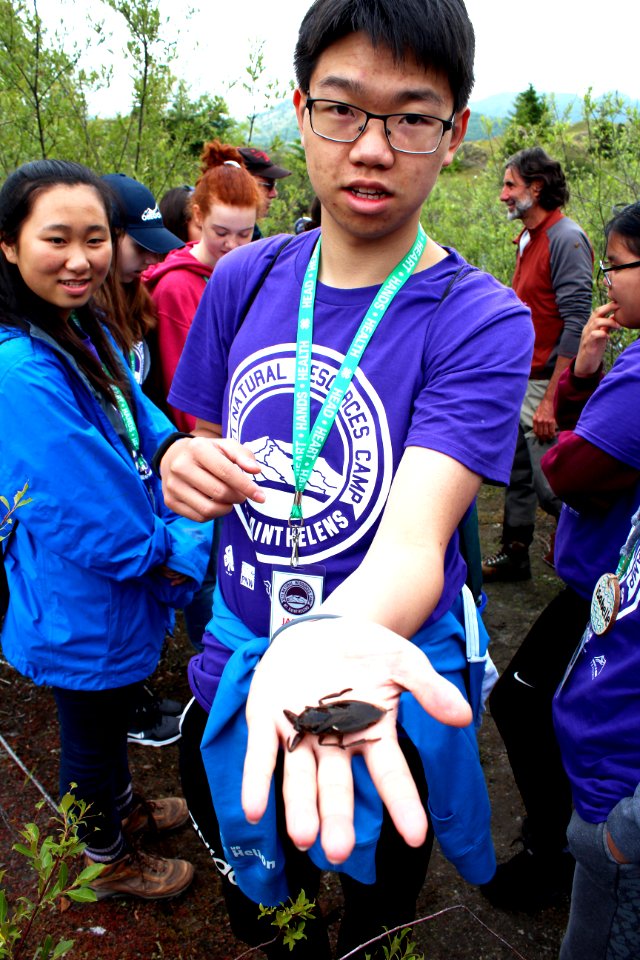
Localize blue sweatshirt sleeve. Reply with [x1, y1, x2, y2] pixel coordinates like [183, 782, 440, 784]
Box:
[0, 339, 185, 581]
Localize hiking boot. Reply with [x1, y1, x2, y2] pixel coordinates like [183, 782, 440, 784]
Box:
[87, 850, 194, 901]
[123, 796, 189, 839]
[480, 846, 574, 912]
[482, 541, 531, 582]
[127, 706, 182, 747]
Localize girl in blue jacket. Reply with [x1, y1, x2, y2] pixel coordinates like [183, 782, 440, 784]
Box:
[0, 160, 212, 901]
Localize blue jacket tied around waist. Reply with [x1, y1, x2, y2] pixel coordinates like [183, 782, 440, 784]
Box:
[200, 585, 496, 906]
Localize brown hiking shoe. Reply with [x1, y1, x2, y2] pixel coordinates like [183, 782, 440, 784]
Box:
[87, 851, 194, 901]
[122, 796, 189, 839]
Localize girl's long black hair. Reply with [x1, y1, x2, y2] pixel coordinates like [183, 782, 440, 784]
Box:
[0, 159, 130, 401]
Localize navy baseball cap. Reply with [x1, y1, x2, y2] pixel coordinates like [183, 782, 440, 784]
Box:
[102, 173, 184, 253]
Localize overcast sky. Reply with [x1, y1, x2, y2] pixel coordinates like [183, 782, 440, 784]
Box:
[37, 0, 639, 118]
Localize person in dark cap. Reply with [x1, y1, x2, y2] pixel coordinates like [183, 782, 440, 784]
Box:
[237, 146, 291, 237]
[99, 173, 183, 384]
[98, 173, 188, 748]
[102, 173, 184, 275]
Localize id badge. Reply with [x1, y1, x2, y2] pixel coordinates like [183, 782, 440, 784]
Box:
[269, 564, 326, 640]
[590, 572, 620, 635]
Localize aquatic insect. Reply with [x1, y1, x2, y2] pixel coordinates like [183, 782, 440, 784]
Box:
[283, 688, 388, 751]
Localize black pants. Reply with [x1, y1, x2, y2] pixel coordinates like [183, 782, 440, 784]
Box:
[179, 699, 433, 959]
[489, 587, 590, 855]
[53, 682, 141, 861]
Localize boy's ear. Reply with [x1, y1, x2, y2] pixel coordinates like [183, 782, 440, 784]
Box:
[293, 89, 306, 145]
[442, 106, 470, 168]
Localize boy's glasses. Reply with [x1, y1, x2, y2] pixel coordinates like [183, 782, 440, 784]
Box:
[305, 98, 455, 155]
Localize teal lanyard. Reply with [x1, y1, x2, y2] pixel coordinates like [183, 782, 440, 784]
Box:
[616, 505, 640, 577]
[289, 225, 427, 563]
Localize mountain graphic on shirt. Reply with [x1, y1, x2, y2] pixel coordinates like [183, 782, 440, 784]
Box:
[591, 655, 606, 679]
[247, 436, 341, 500]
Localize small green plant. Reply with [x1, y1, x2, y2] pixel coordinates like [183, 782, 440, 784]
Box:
[0, 482, 32, 541]
[0, 792, 103, 960]
[257, 890, 316, 953]
[378, 927, 423, 960]
[255, 894, 425, 959]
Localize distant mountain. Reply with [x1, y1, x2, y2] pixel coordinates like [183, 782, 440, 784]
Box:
[469, 91, 638, 131]
[469, 92, 585, 124]
[250, 91, 639, 148]
[252, 100, 300, 147]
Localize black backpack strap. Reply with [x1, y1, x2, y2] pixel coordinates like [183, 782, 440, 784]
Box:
[235, 235, 296, 335]
[437, 263, 477, 306]
[435, 261, 483, 603]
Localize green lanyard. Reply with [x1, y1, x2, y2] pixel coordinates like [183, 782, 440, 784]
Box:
[69, 313, 151, 479]
[106, 376, 152, 479]
[289, 224, 427, 563]
[616, 505, 640, 577]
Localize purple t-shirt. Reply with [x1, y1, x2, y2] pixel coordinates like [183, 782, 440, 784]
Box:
[555, 339, 640, 598]
[169, 232, 532, 706]
[553, 522, 640, 822]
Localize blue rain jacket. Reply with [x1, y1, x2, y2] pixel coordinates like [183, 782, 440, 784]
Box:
[0, 319, 213, 690]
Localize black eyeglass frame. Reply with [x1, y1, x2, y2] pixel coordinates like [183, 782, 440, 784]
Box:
[304, 97, 455, 155]
[599, 258, 640, 287]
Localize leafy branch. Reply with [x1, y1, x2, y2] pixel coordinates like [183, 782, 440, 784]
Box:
[0, 482, 32, 542]
[0, 792, 104, 959]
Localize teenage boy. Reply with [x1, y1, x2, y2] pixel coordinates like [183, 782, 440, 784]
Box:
[159, 0, 533, 955]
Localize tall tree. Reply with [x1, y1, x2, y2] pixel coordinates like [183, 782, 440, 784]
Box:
[93, 0, 237, 195]
[510, 83, 550, 128]
[164, 83, 238, 164]
[98, 0, 176, 182]
[241, 39, 291, 144]
[0, 0, 93, 175]
[502, 83, 552, 157]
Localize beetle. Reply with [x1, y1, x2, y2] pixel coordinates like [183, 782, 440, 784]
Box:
[283, 688, 388, 752]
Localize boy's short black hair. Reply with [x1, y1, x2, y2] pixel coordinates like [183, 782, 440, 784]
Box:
[294, 0, 475, 113]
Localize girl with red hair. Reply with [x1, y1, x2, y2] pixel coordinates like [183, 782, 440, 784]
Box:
[145, 142, 260, 431]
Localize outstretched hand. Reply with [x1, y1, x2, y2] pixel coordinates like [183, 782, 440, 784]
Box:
[241, 617, 472, 865]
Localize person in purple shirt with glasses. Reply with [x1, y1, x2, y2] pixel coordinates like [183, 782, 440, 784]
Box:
[156, 0, 533, 955]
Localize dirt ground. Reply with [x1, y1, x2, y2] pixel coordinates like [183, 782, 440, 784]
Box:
[0, 483, 569, 960]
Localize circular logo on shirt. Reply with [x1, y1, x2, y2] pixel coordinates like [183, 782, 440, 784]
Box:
[227, 344, 393, 566]
[279, 578, 315, 615]
[590, 572, 620, 635]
